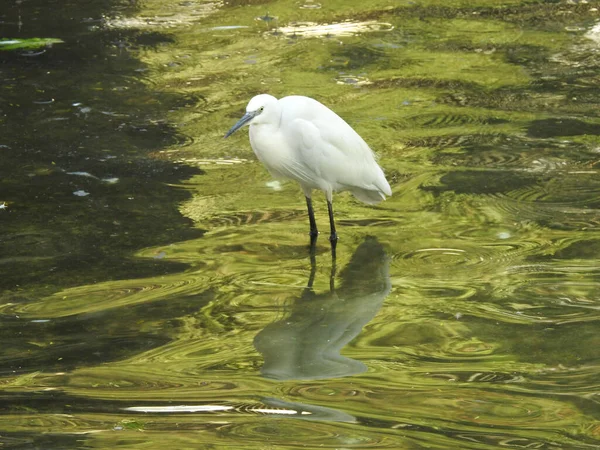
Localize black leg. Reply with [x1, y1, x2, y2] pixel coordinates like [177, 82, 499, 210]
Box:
[329, 246, 337, 292]
[327, 200, 338, 246]
[306, 196, 318, 242]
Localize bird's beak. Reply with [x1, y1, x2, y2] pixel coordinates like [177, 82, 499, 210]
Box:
[224, 111, 256, 138]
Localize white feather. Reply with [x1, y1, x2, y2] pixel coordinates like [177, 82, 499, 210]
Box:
[246, 94, 391, 203]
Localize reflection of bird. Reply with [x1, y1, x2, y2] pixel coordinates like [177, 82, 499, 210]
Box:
[254, 237, 390, 380]
[225, 94, 391, 246]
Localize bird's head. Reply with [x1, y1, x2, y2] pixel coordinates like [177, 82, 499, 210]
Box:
[224, 94, 279, 138]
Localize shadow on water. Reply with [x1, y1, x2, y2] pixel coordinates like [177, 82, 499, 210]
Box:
[255, 236, 390, 380]
[0, 0, 203, 294]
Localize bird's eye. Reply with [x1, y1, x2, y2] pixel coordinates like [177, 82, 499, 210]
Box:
[259, 107, 264, 112]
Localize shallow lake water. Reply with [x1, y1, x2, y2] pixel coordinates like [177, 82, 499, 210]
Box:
[1, 0, 599, 448]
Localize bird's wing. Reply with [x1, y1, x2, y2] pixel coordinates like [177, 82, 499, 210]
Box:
[285, 116, 390, 195]
[276, 155, 318, 186]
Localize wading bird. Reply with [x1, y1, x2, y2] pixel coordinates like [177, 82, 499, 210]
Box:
[225, 94, 391, 247]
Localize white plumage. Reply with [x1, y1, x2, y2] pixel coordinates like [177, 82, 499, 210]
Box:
[225, 94, 391, 245]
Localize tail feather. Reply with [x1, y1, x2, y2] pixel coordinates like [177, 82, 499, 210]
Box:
[351, 187, 387, 205]
[378, 177, 392, 197]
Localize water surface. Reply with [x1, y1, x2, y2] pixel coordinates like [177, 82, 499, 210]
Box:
[1, 0, 599, 448]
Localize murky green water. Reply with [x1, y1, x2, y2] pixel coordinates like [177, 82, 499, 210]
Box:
[1, 0, 600, 448]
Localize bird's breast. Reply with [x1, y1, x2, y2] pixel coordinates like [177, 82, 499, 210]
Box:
[249, 125, 295, 178]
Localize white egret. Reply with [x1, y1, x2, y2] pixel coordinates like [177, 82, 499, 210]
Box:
[224, 94, 391, 245]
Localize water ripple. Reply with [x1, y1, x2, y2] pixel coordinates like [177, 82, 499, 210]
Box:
[1, 273, 212, 318]
[210, 420, 385, 447]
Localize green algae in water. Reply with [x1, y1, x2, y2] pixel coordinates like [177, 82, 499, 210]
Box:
[0, 38, 63, 50]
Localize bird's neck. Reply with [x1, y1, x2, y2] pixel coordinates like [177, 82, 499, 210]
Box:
[249, 122, 280, 152]
[249, 123, 291, 174]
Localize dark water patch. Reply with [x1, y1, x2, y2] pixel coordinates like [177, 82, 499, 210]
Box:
[505, 44, 553, 66]
[0, 324, 169, 376]
[168, 92, 209, 110]
[501, 320, 600, 367]
[1, 257, 195, 302]
[473, 2, 596, 31]
[508, 173, 600, 207]
[537, 215, 600, 232]
[436, 75, 600, 117]
[384, 169, 413, 187]
[437, 88, 536, 111]
[0, 284, 213, 375]
[422, 170, 542, 196]
[425, 41, 553, 68]
[431, 148, 525, 169]
[572, 395, 600, 422]
[528, 118, 600, 138]
[356, 2, 595, 32]
[372, 76, 481, 91]
[129, 30, 176, 48]
[329, 44, 387, 70]
[424, 39, 500, 54]
[404, 133, 507, 150]
[0, 0, 137, 37]
[408, 112, 509, 128]
[554, 239, 600, 259]
[430, 134, 596, 170]
[119, 120, 191, 148]
[0, 391, 115, 414]
[0, 1, 204, 294]
[0, 432, 83, 450]
[0, 161, 203, 291]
